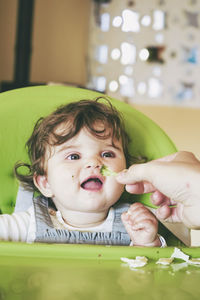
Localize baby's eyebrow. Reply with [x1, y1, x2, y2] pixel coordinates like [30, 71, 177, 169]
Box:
[56, 144, 79, 154]
[105, 143, 122, 151]
[55, 141, 123, 154]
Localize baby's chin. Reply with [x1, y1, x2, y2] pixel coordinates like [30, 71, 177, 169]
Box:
[76, 196, 115, 213]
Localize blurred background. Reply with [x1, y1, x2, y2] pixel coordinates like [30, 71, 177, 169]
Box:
[1, 0, 200, 243]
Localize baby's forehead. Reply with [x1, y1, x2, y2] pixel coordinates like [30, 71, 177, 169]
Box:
[54, 120, 112, 135]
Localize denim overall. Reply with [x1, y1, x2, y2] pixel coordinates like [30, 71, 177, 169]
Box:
[33, 196, 131, 245]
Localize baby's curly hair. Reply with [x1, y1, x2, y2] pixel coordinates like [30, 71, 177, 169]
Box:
[14, 97, 133, 191]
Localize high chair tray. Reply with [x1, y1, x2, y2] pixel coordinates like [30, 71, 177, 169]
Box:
[0, 242, 199, 300]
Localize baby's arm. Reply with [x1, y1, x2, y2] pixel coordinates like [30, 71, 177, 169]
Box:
[0, 209, 31, 242]
[121, 202, 161, 247]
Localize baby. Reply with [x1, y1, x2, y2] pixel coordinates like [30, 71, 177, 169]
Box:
[1, 98, 165, 246]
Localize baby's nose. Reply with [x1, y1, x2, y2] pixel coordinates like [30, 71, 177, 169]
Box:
[84, 157, 101, 169]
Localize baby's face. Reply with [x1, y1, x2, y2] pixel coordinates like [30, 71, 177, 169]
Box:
[36, 125, 126, 215]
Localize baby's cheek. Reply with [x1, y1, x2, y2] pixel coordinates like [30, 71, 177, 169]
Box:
[115, 183, 125, 200]
[109, 177, 124, 193]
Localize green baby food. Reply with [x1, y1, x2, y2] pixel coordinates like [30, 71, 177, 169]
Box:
[100, 165, 117, 176]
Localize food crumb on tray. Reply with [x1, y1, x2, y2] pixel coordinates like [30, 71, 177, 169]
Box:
[121, 247, 200, 270]
[188, 258, 200, 265]
[121, 256, 148, 268]
[170, 247, 189, 262]
[156, 257, 174, 265]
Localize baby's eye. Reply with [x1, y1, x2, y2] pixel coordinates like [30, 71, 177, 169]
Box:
[102, 151, 115, 158]
[67, 153, 80, 160]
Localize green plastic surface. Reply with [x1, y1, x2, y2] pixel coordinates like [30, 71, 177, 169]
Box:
[0, 85, 177, 213]
[0, 242, 200, 300]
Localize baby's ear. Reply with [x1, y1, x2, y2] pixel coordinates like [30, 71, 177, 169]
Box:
[33, 174, 53, 197]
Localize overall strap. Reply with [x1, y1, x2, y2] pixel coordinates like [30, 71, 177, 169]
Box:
[112, 203, 130, 233]
[33, 195, 54, 230]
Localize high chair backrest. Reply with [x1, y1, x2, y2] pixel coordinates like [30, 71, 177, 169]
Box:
[0, 85, 177, 214]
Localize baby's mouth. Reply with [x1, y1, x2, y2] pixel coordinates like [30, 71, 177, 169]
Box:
[81, 176, 103, 191]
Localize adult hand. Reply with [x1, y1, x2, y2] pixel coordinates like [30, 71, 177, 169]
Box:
[116, 151, 200, 229]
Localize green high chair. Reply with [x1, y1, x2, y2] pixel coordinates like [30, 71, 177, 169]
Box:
[0, 85, 177, 213]
[0, 86, 199, 300]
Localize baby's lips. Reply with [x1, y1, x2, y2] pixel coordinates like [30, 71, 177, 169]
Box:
[80, 174, 105, 191]
[81, 173, 104, 184]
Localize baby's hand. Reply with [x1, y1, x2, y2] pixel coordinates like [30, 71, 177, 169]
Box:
[121, 202, 161, 247]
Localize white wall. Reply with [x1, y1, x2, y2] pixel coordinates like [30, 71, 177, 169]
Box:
[133, 104, 200, 159]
